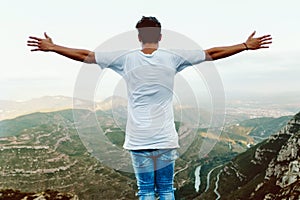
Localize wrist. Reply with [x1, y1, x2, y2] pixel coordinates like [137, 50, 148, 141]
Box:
[48, 43, 56, 52]
[242, 43, 249, 50]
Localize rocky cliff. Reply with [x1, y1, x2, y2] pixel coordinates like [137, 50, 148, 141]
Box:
[197, 112, 300, 200]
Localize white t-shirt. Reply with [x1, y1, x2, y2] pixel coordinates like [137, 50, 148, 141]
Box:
[95, 48, 206, 150]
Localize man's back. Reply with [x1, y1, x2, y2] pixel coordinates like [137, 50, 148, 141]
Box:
[95, 48, 206, 150]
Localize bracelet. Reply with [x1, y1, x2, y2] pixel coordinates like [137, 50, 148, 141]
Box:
[243, 43, 249, 50]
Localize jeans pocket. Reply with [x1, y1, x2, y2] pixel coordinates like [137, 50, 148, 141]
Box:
[130, 152, 153, 168]
[160, 149, 179, 162]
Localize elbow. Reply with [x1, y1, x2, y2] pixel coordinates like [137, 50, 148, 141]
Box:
[83, 51, 96, 64]
[206, 54, 216, 61]
[204, 48, 217, 61]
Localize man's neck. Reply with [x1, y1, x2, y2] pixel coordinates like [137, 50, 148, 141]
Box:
[141, 43, 158, 54]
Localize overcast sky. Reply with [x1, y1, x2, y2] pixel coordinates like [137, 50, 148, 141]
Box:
[1, 0, 300, 101]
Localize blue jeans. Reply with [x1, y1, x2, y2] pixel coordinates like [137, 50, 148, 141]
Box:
[130, 149, 179, 200]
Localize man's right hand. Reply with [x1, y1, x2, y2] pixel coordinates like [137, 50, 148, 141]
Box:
[27, 32, 96, 63]
[27, 32, 55, 52]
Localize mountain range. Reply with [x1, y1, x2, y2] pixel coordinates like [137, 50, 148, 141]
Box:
[0, 98, 298, 199]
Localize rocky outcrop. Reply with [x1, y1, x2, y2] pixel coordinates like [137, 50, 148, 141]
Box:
[0, 189, 78, 200]
[204, 111, 300, 200]
[253, 113, 300, 199]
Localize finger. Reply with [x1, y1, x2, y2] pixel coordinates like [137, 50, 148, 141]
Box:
[27, 44, 39, 47]
[27, 40, 40, 44]
[260, 38, 272, 42]
[31, 48, 42, 51]
[259, 35, 272, 40]
[248, 31, 256, 38]
[29, 36, 42, 41]
[44, 32, 50, 39]
[261, 41, 272, 45]
[260, 35, 272, 39]
[261, 37, 272, 42]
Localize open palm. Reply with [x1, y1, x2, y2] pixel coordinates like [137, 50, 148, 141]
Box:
[27, 32, 54, 52]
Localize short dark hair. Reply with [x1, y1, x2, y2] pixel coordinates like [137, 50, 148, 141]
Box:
[136, 16, 161, 43]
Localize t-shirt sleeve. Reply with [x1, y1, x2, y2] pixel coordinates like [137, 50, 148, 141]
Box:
[172, 49, 206, 72]
[94, 50, 126, 76]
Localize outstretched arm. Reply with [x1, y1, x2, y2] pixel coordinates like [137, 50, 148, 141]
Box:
[204, 31, 272, 61]
[27, 33, 96, 64]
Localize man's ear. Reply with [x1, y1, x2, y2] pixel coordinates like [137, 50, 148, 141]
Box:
[159, 34, 162, 42]
[138, 34, 142, 42]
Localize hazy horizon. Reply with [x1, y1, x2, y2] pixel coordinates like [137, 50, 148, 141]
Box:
[1, 90, 300, 103]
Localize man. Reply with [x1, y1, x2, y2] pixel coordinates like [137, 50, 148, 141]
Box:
[27, 16, 272, 200]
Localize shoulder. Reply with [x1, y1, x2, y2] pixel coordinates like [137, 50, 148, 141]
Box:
[94, 50, 134, 66]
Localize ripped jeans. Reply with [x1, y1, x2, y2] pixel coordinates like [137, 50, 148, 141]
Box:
[130, 149, 179, 200]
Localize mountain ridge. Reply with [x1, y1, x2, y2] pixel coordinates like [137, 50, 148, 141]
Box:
[197, 111, 300, 200]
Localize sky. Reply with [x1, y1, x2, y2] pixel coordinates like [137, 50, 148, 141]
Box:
[1, 0, 300, 102]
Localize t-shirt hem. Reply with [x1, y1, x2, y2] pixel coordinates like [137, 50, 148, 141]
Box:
[123, 145, 180, 150]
